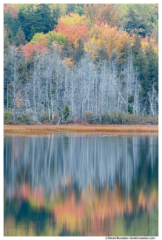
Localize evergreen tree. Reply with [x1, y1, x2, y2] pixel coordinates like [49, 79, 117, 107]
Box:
[35, 4, 57, 34]
[29, 25, 35, 41]
[7, 28, 13, 45]
[66, 4, 76, 14]
[74, 5, 85, 16]
[74, 38, 85, 63]
[15, 27, 26, 46]
[132, 35, 158, 113]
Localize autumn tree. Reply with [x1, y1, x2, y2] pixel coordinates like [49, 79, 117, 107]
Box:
[59, 13, 88, 27]
[84, 4, 121, 27]
[55, 21, 89, 47]
[22, 38, 48, 60]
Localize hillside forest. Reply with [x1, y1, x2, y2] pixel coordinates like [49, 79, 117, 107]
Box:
[4, 4, 158, 125]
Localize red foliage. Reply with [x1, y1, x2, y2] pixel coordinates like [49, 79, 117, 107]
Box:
[96, 16, 106, 26]
[21, 183, 31, 201]
[4, 4, 18, 18]
[22, 38, 48, 60]
[55, 21, 89, 46]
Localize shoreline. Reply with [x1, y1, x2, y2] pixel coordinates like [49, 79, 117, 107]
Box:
[4, 124, 158, 135]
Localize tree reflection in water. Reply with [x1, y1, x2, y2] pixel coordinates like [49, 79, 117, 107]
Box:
[4, 134, 158, 236]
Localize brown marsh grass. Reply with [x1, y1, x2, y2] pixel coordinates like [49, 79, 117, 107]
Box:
[4, 124, 158, 135]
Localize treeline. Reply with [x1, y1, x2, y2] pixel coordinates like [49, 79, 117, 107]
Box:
[4, 4, 158, 124]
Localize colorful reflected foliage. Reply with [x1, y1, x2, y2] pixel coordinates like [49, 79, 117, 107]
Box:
[52, 192, 86, 233]
[137, 190, 158, 214]
[6, 182, 158, 236]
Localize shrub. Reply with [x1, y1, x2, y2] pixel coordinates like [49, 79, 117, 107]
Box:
[128, 105, 133, 114]
[59, 104, 71, 121]
[4, 112, 14, 121]
[82, 112, 93, 123]
[67, 120, 74, 124]
[50, 119, 57, 125]
[40, 111, 49, 122]
[17, 114, 34, 125]
[7, 120, 21, 125]
[41, 119, 51, 124]
[90, 121, 98, 125]
[76, 119, 83, 124]
[60, 120, 67, 124]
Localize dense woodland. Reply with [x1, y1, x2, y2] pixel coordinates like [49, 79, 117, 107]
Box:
[4, 4, 158, 124]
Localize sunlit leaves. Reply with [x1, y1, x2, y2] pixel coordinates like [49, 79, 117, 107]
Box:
[30, 32, 45, 45]
[22, 38, 48, 59]
[140, 33, 158, 55]
[59, 13, 88, 27]
[55, 21, 89, 46]
[30, 31, 68, 46]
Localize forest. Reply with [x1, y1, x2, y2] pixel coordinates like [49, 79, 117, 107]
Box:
[4, 4, 158, 125]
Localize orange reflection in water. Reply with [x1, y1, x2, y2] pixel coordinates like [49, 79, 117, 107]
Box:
[137, 190, 158, 214]
[5, 182, 158, 236]
[52, 191, 86, 233]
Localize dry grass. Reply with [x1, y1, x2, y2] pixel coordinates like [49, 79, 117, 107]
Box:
[4, 124, 158, 135]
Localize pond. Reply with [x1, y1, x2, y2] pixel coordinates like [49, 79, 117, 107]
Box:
[4, 134, 158, 236]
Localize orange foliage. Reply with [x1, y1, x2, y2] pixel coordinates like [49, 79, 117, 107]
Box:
[140, 34, 158, 54]
[6, 182, 158, 235]
[89, 24, 134, 61]
[85, 187, 132, 222]
[137, 190, 158, 214]
[89, 24, 119, 58]
[62, 58, 73, 68]
[52, 192, 86, 233]
[55, 22, 89, 46]
[147, 190, 158, 214]
[117, 31, 134, 61]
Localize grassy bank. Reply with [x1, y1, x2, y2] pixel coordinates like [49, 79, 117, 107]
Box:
[4, 124, 158, 135]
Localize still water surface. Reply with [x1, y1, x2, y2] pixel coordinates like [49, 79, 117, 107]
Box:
[4, 134, 158, 236]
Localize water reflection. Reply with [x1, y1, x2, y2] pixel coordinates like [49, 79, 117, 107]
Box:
[4, 134, 158, 236]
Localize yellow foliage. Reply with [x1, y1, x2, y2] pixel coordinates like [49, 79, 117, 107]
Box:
[88, 24, 119, 59]
[62, 58, 73, 68]
[140, 35, 158, 55]
[88, 24, 135, 61]
[59, 13, 88, 27]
